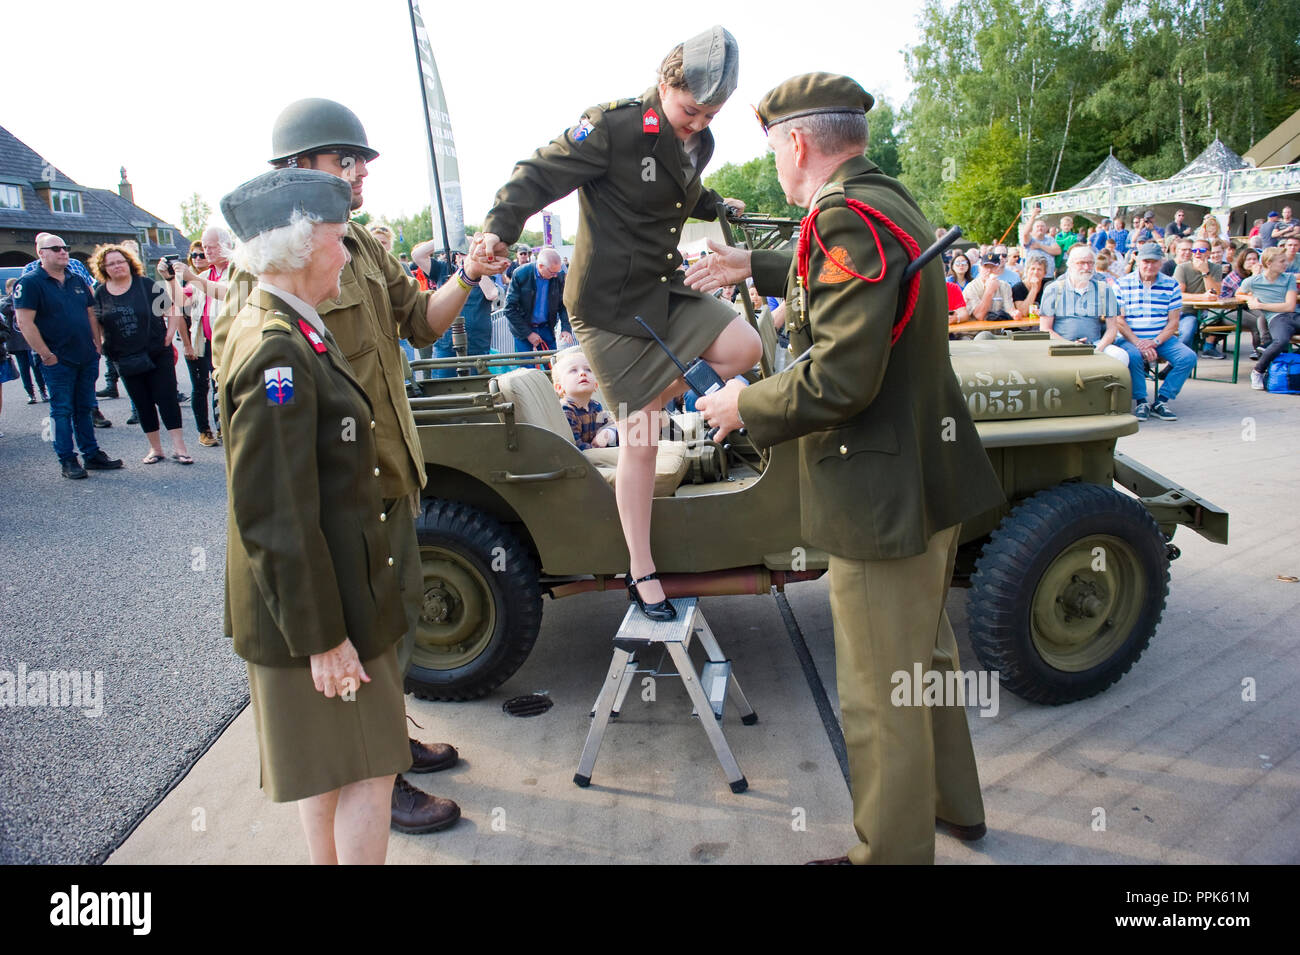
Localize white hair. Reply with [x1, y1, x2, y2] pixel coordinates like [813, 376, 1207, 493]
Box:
[779, 111, 868, 156]
[230, 211, 321, 276]
[1067, 243, 1095, 263]
[536, 247, 562, 267]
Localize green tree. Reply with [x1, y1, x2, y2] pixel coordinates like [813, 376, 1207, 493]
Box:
[941, 120, 1033, 243]
[867, 100, 903, 178]
[179, 193, 211, 242]
[703, 152, 804, 218]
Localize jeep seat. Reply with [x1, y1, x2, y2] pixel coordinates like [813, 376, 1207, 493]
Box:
[492, 368, 689, 497]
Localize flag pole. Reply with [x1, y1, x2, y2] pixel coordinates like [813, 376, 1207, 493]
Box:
[406, 0, 466, 371]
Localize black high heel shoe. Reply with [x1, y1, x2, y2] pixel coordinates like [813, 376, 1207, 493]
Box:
[627, 572, 676, 622]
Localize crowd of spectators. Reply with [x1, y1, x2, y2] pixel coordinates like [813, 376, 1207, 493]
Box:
[942, 204, 1300, 416]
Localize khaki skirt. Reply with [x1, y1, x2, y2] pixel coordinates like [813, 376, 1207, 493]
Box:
[246, 645, 411, 803]
[570, 292, 738, 414]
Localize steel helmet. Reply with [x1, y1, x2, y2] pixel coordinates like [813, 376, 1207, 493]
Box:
[269, 98, 379, 165]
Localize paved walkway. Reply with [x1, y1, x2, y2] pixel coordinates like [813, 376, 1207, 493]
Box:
[105, 360, 1299, 864]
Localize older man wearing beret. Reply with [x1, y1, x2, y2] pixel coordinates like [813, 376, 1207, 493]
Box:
[688, 73, 1004, 864]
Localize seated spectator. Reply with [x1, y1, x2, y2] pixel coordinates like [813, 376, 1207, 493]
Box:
[1194, 213, 1223, 244]
[1282, 236, 1300, 274]
[1114, 243, 1197, 421]
[1161, 236, 1192, 277]
[1173, 238, 1224, 354]
[1245, 247, 1299, 391]
[993, 244, 1018, 283]
[1039, 245, 1129, 364]
[946, 252, 973, 291]
[1111, 216, 1130, 256]
[1258, 211, 1283, 248]
[963, 254, 1015, 320]
[552, 348, 618, 449]
[1220, 247, 1268, 358]
[1021, 208, 1061, 278]
[1165, 209, 1190, 239]
[1247, 218, 1263, 239]
[1273, 206, 1300, 245]
[1012, 253, 1050, 317]
[1134, 210, 1162, 244]
[945, 281, 970, 328]
[1091, 219, 1112, 252]
[1094, 249, 1121, 287]
[89, 244, 192, 464]
[1054, 215, 1080, 273]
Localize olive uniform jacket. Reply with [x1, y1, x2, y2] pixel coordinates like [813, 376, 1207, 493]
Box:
[214, 222, 437, 500]
[483, 86, 725, 340]
[738, 155, 1005, 562]
[221, 287, 406, 667]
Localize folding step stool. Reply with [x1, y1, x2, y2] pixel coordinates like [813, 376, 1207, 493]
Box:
[573, 597, 757, 794]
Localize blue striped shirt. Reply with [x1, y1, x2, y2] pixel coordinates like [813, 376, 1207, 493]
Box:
[1116, 272, 1182, 339]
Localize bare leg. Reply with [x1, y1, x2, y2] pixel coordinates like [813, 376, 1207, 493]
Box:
[614, 317, 761, 605]
[167, 427, 190, 458]
[334, 774, 395, 865]
[616, 401, 665, 602]
[699, 316, 763, 379]
[298, 788, 341, 865]
[143, 429, 164, 461]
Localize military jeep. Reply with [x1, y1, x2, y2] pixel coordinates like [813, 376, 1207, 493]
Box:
[403, 221, 1227, 707]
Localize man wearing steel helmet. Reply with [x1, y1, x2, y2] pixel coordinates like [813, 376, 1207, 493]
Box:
[213, 98, 506, 835]
[686, 73, 1003, 865]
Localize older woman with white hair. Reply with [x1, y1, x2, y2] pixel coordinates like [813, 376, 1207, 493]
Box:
[219, 168, 412, 864]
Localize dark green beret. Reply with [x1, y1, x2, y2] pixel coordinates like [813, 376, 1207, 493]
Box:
[756, 73, 874, 131]
[220, 169, 352, 242]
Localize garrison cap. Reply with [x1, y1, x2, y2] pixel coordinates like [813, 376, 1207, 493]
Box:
[220, 169, 352, 242]
[1136, 242, 1164, 261]
[681, 25, 739, 105]
[756, 73, 874, 132]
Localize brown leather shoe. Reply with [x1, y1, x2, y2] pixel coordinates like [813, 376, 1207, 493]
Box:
[804, 855, 853, 865]
[391, 776, 461, 834]
[936, 817, 987, 841]
[408, 738, 458, 773]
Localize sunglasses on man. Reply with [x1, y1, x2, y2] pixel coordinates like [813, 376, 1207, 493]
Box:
[41, 244, 71, 252]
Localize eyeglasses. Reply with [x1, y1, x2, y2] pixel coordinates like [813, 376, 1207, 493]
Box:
[41, 244, 71, 253]
[1191, 248, 1209, 254]
[191, 251, 206, 258]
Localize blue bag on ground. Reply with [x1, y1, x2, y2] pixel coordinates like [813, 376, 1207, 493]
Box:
[1265, 353, 1300, 394]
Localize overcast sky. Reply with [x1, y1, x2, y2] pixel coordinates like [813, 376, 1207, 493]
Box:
[6, 0, 926, 242]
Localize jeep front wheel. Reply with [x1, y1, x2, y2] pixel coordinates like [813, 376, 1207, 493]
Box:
[967, 483, 1170, 705]
[405, 499, 542, 701]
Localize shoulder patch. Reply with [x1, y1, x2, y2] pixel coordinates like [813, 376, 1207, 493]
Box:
[817, 246, 860, 285]
[264, 367, 294, 405]
[571, 117, 595, 143]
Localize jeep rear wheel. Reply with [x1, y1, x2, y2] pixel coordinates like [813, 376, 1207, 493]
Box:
[405, 499, 542, 701]
[968, 483, 1169, 704]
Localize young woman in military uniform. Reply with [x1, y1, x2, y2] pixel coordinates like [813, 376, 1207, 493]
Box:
[480, 26, 761, 620]
[220, 169, 412, 864]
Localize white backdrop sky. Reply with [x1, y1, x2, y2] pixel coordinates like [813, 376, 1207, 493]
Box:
[6, 0, 925, 242]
